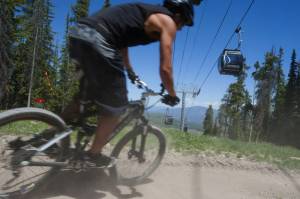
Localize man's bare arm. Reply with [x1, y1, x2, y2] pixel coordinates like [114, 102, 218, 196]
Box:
[148, 14, 177, 97]
[145, 14, 177, 96]
[120, 47, 132, 70]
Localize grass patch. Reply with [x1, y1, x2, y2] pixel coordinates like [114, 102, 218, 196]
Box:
[0, 121, 49, 135]
[164, 128, 300, 170]
[1, 121, 300, 170]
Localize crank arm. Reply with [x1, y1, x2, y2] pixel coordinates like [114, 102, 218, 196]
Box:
[21, 160, 68, 168]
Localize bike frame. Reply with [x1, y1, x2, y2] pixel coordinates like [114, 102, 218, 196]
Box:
[21, 87, 156, 168]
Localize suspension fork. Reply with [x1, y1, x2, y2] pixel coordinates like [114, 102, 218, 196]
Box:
[130, 124, 149, 162]
[139, 116, 150, 155]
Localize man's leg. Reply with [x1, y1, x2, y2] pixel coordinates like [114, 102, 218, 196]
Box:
[60, 97, 80, 124]
[89, 115, 120, 154]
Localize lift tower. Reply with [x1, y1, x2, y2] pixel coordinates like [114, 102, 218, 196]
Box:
[177, 88, 198, 131]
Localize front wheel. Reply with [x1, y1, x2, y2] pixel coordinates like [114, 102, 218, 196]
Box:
[109, 125, 166, 186]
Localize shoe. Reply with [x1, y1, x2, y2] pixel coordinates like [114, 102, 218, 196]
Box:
[84, 152, 116, 168]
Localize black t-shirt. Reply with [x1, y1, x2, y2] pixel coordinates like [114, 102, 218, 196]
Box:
[79, 3, 173, 49]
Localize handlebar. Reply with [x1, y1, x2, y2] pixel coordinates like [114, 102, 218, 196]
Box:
[133, 79, 179, 108]
[134, 79, 165, 97]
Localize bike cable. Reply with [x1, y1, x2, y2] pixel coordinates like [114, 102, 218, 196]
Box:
[145, 99, 162, 111]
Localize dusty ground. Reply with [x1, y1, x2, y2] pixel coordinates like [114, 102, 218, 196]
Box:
[15, 152, 300, 199]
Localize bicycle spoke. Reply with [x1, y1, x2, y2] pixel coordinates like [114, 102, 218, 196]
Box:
[4, 170, 48, 189]
[115, 132, 160, 179]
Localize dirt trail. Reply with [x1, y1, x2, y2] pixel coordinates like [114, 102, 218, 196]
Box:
[21, 152, 300, 199]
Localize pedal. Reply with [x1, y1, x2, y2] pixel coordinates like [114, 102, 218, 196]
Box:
[82, 157, 117, 169]
[94, 157, 117, 169]
[64, 160, 86, 172]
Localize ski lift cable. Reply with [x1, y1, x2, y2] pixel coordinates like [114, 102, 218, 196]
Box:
[196, 0, 256, 93]
[223, 0, 255, 49]
[176, 2, 206, 89]
[182, 1, 208, 83]
[192, 0, 233, 84]
[176, 29, 190, 89]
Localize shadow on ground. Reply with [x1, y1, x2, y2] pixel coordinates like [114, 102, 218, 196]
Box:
[279, 166, 300, 194]
[16, 169, 148, 199]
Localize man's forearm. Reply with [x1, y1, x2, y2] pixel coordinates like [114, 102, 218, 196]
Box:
[160, 41, 176, 97]
[160, 67, 176, 97]
[120, 48, 132, 70]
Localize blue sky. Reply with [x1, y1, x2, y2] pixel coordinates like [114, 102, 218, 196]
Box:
[51, 0, 300, 109]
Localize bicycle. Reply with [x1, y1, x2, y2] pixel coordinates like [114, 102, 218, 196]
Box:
[0, 80, 166, 198]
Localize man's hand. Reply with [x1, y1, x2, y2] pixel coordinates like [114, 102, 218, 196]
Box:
[161, 94, 180, 107]
[126, 68, 139, 84]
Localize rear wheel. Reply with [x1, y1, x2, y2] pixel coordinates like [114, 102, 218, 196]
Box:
[109, 125, 166, 186]
[0, 108, 67, 197]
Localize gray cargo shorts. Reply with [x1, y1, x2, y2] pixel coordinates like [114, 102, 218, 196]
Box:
[69, 23, 128, 115]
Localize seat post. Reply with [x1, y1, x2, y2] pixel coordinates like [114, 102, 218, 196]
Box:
[79, 77, 90, 114]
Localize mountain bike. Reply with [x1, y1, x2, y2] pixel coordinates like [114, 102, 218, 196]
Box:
[0, 80, 166, 198]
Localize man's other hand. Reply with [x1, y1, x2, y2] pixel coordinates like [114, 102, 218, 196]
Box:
[161, 94, 180, 107]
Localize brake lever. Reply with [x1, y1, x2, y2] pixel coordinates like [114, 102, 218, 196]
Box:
[134, 79, 143, 89]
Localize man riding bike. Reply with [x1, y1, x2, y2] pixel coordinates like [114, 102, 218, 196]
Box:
[61, 0, 196, 167]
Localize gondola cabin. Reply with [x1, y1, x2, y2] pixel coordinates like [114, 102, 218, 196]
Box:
[164, 116, 174, 125]
[164, 108, 174, 125]
[218, 49, 244, 76]
[183, 124, 188, 132]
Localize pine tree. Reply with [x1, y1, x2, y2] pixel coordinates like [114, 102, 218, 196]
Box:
[297, 59, 300, 118]
[216, 104, 228, 137]
[102, 0, 111, 9]
[31, 0, 56, 108]
[296, 60, 300, 147]
[71, 0, 90, 22]
[284, 50, 298, 116]
[252, 50, 278, 142]
[271, 48, 286, 143]
[282, 50, 300, 147]
[58, 13, 77, 110]
[248, 61, 260, 142]
[218, 72, 251, 140]
[4, 0, 33, 108]
[6, 0, 55, 108]
[283, 50, 298, 146]
[45, 40, 62, 112]
[203, 105, 214, 135]
[56, 0, 90, 111]
[0, 0, 19, 107]
[297, 61, 300, 114]
[240, 91, 253, 140]
[212, 118, 219, 136]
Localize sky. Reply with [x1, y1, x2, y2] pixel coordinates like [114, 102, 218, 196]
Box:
[51, 0, 300, 110]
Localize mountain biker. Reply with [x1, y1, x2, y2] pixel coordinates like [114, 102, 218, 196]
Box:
[61, 0, 196, 167]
